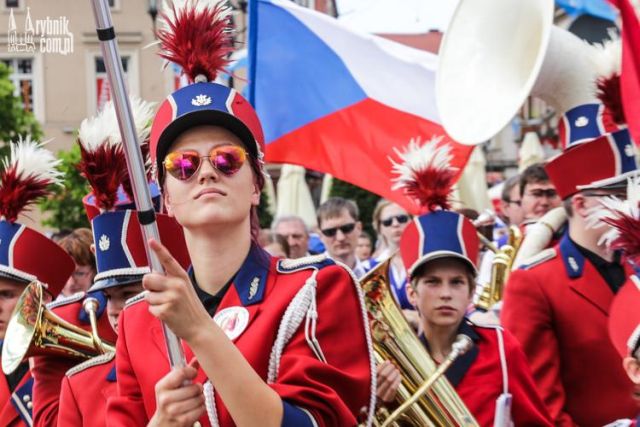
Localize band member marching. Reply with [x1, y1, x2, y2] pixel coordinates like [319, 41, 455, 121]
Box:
[0, 138, 75, 427]
[31, 98, 160, 427]
[375, 138, 552, 426]
[501, 58, 640, 426]
[589, 175, 640, 426]
[57, 185, 189, 427]
[107, 2, 375, 426]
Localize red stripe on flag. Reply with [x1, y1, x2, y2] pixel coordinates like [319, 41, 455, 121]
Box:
[608, 0, 640, 145]
[264, 98, 473, 214]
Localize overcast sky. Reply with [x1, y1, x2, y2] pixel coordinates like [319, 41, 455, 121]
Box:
[336, 0, 461, 33]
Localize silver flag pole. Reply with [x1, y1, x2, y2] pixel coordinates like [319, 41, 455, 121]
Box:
[88, 0, 186, 370]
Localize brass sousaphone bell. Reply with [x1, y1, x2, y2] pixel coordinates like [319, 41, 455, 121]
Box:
[2, 281, 115, 375]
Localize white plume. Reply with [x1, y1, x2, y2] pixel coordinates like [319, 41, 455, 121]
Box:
[586, 175, 640, 247]
[78, 96, 156, 151]
[3, 135, 63, 186]
[389, 136, 454, 191]
[592, 37, 622, 79]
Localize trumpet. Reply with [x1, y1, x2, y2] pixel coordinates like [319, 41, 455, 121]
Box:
[2, 281, 115, 375]
[476, 225, 523, 311]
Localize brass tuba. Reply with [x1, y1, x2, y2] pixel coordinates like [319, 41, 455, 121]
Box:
[2, 281, 115, 375]
[360, 257, 478, 426]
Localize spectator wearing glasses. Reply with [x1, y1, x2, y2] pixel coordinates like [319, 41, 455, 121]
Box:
[519, 164, 561, 226]
[500, 175, 524, 227]
[502, 133, 639, 426]
[271, 215, 314, 259]
[370, 200, 419, 329]
[317, 198, 366, 278]
[58, 228, 97, 297]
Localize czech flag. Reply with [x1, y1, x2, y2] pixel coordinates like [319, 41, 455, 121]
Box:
[248, 0, 474, 213]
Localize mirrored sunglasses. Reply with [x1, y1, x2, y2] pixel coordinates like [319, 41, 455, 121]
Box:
[321, 222, 356, 238]
[163, 145, 247, 181]
[381, 214, 410, 227]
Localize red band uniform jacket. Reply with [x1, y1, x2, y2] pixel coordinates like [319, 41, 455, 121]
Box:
[107, 246, 375, 427]
[57, 353, 116, 427]
[0, 360, 33, 427]
[32, 292, 116, 427]
[502, 234, 637, 426]
[421, 320, 552, 426]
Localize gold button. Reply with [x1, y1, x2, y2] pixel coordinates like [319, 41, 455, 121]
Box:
[26, 402, 33, 409]
[193, 422, 202, 427]
[22, 395, 30, 403]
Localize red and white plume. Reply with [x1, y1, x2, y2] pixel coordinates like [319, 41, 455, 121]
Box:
[157, 0, 232, 83]
[390, 136, 458, 213]
[587, 175, 640, 263]
[594, 38, 625, 124]
[77, 97, 156, 212]
[0, 136, 62, 223]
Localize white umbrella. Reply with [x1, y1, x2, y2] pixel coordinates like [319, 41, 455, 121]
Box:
[518, 131, 545, 172]
[276, 164, 318, 228]
[320, 173, 333, 205]
[263, 172, 277, 216]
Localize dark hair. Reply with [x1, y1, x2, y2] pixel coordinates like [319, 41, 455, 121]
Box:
[58, 228, 96, 268]
[519, 163, 551, 197]
[316, 197, 359, 226]
[359, 231, 373, 243]
[501, 175, 520, 202]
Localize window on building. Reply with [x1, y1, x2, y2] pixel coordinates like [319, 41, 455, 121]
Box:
[94, 56, 130, 111]
[2, 57, 35, 113]
[5, 0, 21, 8]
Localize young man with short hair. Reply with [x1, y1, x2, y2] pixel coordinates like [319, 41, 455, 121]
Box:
[317, 198, 367, 278]
[519, 163, 561, 224]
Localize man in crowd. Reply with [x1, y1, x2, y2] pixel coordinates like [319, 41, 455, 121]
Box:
[272, 215, 313, 259]
[519, 163, 561, 227]
[317, 197, 367, 278]
[500, 175, 524, 227]
[502, 135, 639, 426]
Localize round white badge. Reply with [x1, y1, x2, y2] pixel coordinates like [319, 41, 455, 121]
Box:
[213, 307, 250, 341]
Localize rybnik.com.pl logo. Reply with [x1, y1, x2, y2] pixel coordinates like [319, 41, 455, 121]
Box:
[8, 7, 73, 55]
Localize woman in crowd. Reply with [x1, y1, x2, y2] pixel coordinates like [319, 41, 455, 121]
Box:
[370, 199, 416, 327]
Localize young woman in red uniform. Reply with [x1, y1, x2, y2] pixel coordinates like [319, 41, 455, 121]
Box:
[375, 138, 552, 426]
[107, 4, 374, 427]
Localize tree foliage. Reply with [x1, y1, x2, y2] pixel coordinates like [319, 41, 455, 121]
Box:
[0, 61, 42, 159]
[39, 144, 90, 231]
[328, 178, 380, 240]
[257, 190, 273, 229]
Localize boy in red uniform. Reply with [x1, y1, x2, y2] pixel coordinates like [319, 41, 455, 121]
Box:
[375, 137, 551, 426]
[57, 210, 189, 427]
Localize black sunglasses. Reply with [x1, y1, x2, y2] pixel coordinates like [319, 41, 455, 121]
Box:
[381, 214, 410, 227]
[321, 223, 356, 238]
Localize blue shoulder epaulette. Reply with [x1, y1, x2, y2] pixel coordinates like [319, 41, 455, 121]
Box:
[519, 248, 557, 270]
[276, 253, 335, 273]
